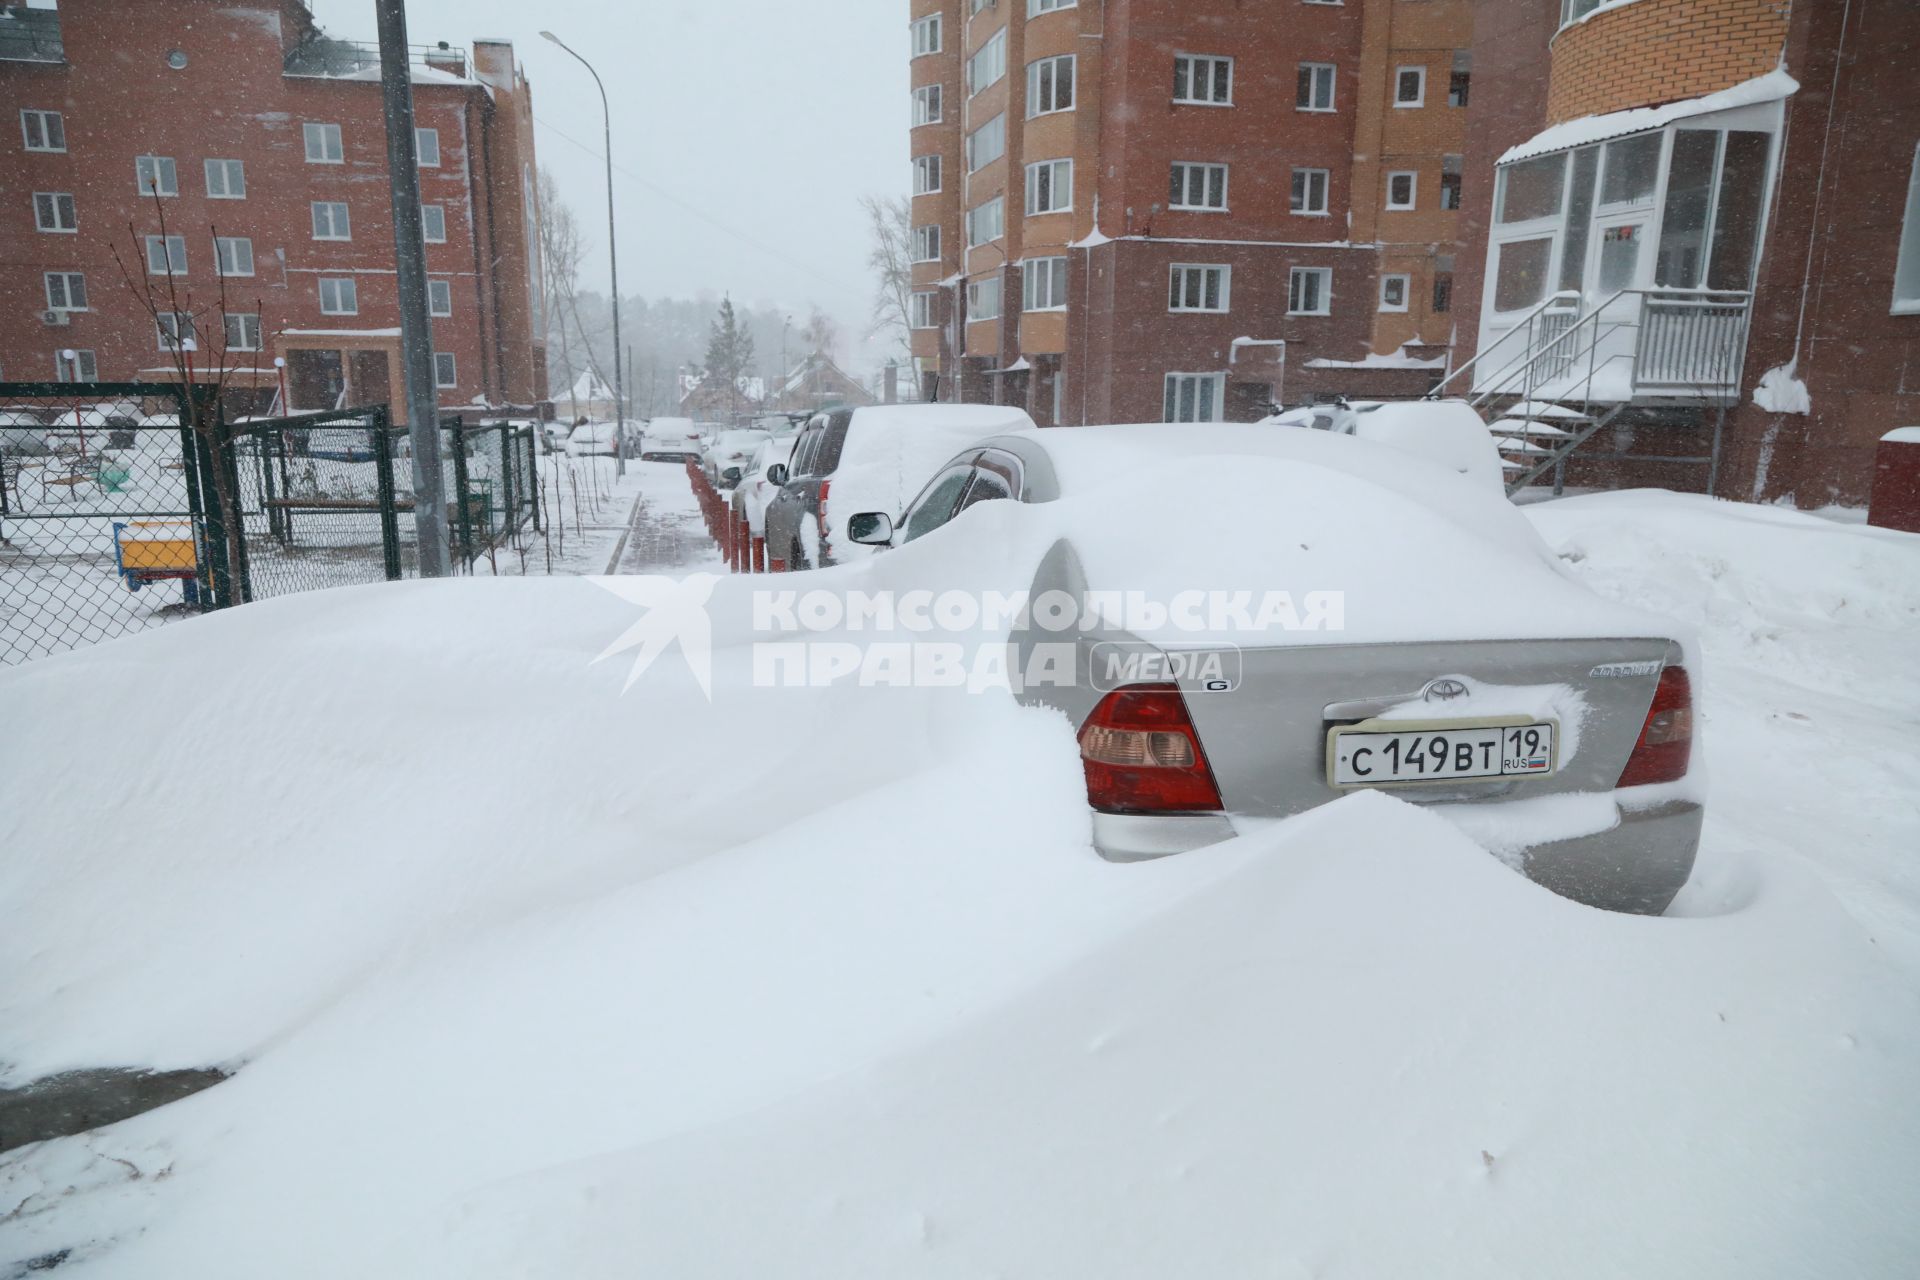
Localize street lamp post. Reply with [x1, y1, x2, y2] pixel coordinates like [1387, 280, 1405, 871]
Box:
[540, 30, 625, 477]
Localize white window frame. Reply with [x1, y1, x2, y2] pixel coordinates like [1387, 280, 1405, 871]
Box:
[1379, 273, 1411, 313]
[1022, 256, 1068, 312]
[318, 276, 359, 316]
[415, 127, 440, 167]
[1163, 372, 1225, 423]
[54, 349, 98, 382]
[312, 200, 352, 241]
[912, 223, 942, 263]
[428, 278, 453, 317]
[434, 352, 458, 388]
[1029, 0, 1076, 13]
[1169, 161, 1229, 212]
[145, 234, 187, 275]
[967, 28, 1007, 96]
[1027, 54, 1074, 117]
[224, 313, 263, 352]
[155, 312, 195, 352]
[967, 196, 1005, 247]
[1394, 66, 1427, 109]
[43, 271, 87, 312]
[911, 13, 943, 57]
[1289, 266, 1333, 316]
[135, 155, 178, 197]
[1168, 263, 1231, 314]
[1173, 53, 1233, 106]
[909, 290, 938, 329]
[912, 84, 943, 127]
[1298, 62, 1336, 113]
[912, 153, 943, 195]
[421, 203, 448, 243]
[205, 158, 246, 199]
[304, 122, 344, 163]
[1894, 142, 1920, 314]
[966, 275, 1003, 322]
[1291, 167, 1330, 216]
[1025, 158, 1072, 215]
[33, 192, 77, 233]
[215, 236, 254, 278]
[20, 109, 65, 153]
[966, 114, 1006, 172]
[1386, 170, 1418, 211]
[1560, 0, 1605, 27]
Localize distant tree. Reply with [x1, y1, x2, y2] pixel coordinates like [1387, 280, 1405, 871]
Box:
[538, 169, 615, 416]
[861, 194, 914, 363]
[800, 306, 839, 360]
[704, 295, 756, 392]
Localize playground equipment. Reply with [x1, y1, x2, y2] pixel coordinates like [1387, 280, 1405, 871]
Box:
[113, 519, 201, 605]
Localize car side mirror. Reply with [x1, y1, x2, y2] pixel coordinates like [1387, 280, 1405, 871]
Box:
[847, 511, 894, 546]
[766, 463, 789, 487]
[722, 466, 742, 485]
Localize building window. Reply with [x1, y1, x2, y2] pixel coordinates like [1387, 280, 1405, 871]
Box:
[1173, 54, 1233, 106]
[1164, 373, 1224, 423]
[421, 203, 447, 243]
[33, 192, 77, 233]
[135, 155, 177, 197]
[912, 223, 942, 262]
[967, 196, 1005, 246]
[910, 290, 938, 329]
[1437, 156, 1463, 212]
[215, 236, 254, 277]
[145, 234, 187, 275]
[1433, 261, 1454, 313]
[1028, 54, 1075, 116]
[434, 352, 457, 388]
[967, 28, 1007, 95]
[155, 312, 194, 352]
[205, 158, 246, 199]
[1379, 274, 1410, 313]
[911, 13, 942, 57]
[1288, 266, 1332, 315]
[967, 275, 1002, 321]
[416, 127, 440, 167]
[224, 313, 262, 351]
[1561, 0, 1605, 25]
[1026, 158, 1072, 214]
[318, 276, 359, 315]
[1291, 167, 1330, 215]
[1169, 161, 1228, 211]
[912, 84, 943, 126]
[966, 114, 1005, 171]
[429, 279, 453, 316]
[912, 153, 942, 195]
[1297, 63, 1336, 112]
[1449, 52, 1472, 107]
[312, 201, 352, 240]
[20, 109, 65, 152]
[304, 122, 344, 163]
[54, 350, 98, 382]
[1030, 0, 1076, 13]
[1023, 256, 1068, 311]
[1492, 238, 1553, 312]
[1168, 263, 1230, 313]
[1394, 66, 1426, 109]
[1897, 143, 1920, 313]
[1386, 171, 1417, 210]
[44, 272, 86, 311]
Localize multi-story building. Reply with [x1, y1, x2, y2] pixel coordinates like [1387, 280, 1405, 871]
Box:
[906, 0, 1477, 425]
[1449, 0, 1920, 505]
[0, 0, 546, 420]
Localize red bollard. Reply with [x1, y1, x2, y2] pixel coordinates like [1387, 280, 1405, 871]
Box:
[751, 535, 766, 574]
[737, 517, 751, 572]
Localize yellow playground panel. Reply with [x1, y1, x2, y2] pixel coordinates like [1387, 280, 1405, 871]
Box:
[117, 521, 198, 572]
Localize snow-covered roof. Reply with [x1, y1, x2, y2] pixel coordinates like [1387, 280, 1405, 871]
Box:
[569, 369, 614, 402]
[1499, 69, 1799, 165]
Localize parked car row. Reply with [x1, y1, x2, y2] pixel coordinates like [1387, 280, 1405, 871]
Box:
[678, 400, 1702, 918]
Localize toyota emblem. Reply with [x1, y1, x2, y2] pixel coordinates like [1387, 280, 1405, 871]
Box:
[1422, 678, 1469, 703]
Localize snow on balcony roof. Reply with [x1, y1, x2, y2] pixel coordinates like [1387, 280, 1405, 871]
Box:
[1498, 69, 1799, 165]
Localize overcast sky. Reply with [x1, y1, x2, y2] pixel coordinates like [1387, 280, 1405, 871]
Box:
[307, 0, 908, 371]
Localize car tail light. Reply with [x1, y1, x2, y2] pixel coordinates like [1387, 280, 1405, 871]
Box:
[817, 478, 831, 540]
[1617, 665, 1693, 788]
[1079, 683, 1224, 814]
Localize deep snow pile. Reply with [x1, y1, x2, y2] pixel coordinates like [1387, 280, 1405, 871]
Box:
[2, 487, 1918, 1276]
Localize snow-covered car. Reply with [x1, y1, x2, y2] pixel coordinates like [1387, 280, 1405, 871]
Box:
[846, 421, 1701, 914]
[1263, 398, 1504, 492]
[566, 421, 625, 457]
[539, 422, 574, 454]
[763, 404, 1036, 569]
[703, 428, 772, 490]
[727, 435, 798, 548]
[640, 416, 703, 463]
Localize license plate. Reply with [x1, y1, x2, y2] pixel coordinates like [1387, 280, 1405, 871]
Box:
[1327, 717, 1557, 787]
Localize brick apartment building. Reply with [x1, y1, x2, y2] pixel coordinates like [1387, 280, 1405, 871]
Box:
[906, 0, 1476, 425]
[1450, 0, 1920, 505]
[0, 0, 547, 421]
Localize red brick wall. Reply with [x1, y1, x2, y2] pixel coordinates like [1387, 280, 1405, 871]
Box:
[1548, 0, 1788, 124]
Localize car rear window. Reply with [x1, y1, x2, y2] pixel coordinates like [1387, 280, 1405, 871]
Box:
[811, 412, 852, 477]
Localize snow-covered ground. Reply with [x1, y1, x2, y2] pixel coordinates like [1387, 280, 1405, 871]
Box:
[1, 490, 1916, 1276]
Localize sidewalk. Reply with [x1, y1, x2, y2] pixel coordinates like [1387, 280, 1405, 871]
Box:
[610, 461, 729, 576]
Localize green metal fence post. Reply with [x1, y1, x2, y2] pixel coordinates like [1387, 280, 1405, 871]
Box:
[449, 414, 473, 572]
[372, 405, 403, 580]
